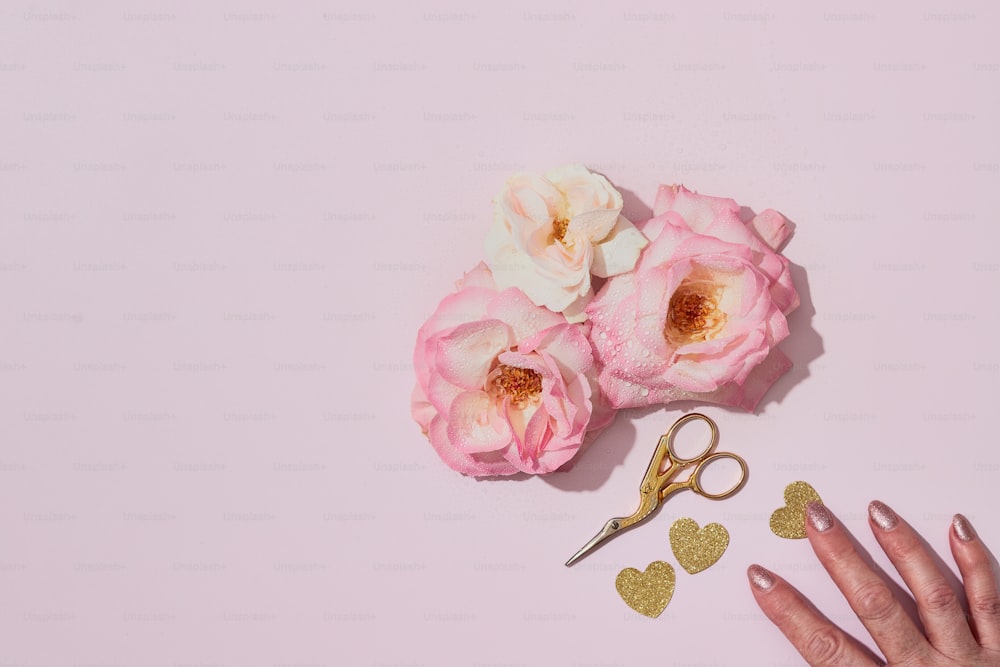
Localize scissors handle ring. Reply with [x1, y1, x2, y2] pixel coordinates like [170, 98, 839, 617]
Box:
[665, 412, 719, 464]
[691, 451, 749, 500]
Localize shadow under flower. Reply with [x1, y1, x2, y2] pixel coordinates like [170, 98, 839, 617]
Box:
[753, 259, 823, 411]
[541, 413, 638, 492]
[618, 185, 654, 223]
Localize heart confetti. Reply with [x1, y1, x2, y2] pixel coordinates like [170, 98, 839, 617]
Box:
[615, 561, 676, 618]
[769, 481, 822, 539]
[669, 518, 730, 574]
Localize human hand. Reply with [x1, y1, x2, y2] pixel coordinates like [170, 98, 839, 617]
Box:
[748, 501, 1000, 666]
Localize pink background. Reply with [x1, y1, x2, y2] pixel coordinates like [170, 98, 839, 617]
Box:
[2, 1, 999, 665]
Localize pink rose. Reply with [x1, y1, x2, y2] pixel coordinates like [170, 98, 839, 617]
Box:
[586, 185, 800, 412]
[412, 262, 616, 476]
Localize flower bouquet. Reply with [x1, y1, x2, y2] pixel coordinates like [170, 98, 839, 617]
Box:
[411, 165, 799, 477]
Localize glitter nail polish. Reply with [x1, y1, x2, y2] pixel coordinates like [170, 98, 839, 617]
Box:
[806, 501, 833, 532]
[868, 500, 898, 531]
[747, 564, 775, 591]
[953, 514, 977, 542]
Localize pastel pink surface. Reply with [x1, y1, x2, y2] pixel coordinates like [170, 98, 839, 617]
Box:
[1, 2, 999, 666]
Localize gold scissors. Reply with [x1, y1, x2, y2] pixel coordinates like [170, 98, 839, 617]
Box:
[565, 413, 748, 566]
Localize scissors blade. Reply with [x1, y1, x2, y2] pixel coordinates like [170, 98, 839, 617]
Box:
[564, 522, 616, 567]
[565, 490, 663, 567]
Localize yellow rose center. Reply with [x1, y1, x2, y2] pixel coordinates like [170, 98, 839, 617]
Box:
[552, 217, 570, 244]
[490, 364, 543, 406]
[664, 280, 727, 345]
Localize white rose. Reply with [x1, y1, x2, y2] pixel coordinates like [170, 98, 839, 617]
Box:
[484, 164, 648, 322]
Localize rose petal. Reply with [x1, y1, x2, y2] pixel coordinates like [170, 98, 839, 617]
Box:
[560, 291, 591, 323]
[591, 215, 648, 278]
[766, 254, 800, 315]
[633, 262, 686, 359]
[731, 339, 771, 386]
[495, 349, 549, 376]
[486, 288, 566, 342]
[546, 164, 622, 222]
[435, 319, 512, 390]
[507, 405, 552, 469]
[414, 285, 496, 387]
[534, 354, 576, 439]
[589, 271, 674, 391]
[664, 357, 735, 393]
[748, 209, 793, 251]
[499, 394, 537, 445]
[501, 173, 563, 251]
[428, 415, 519, 477]
[446, 390, 512, 454]
[534, 236, 592, 288]
[653, 184, 741, 235]
[596, 364, 655, 409]
[566, 208, 620, 245]
[689, 347, 793, 412]
[518, 323, 594, 377]
[584, 372, 616, 434]
[426, 369, 465, 416]
[634, 214, 693, 271]
[410, 383, 436, 435]
[455, 261, 498, 291]
[489, 242, 585, 313]
[764, 302, 790, 345]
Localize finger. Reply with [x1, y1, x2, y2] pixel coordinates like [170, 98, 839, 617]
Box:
[866, 500, 977, 655]
[804, 501, 931, 664]
[747, 564, 885, 666]
[950, 513, 1000, 649]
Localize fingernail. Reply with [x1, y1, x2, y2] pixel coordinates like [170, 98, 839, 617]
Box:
[747, 564, 775, 591]
[806, 501, 833, 532]
[953, 514, 977, 542]
[868, 500, 899, 532]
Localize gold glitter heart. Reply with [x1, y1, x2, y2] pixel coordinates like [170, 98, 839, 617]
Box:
[770, 481, 822, 539]
[669, 518, 730, 574]
[615, 561, 675, 618]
